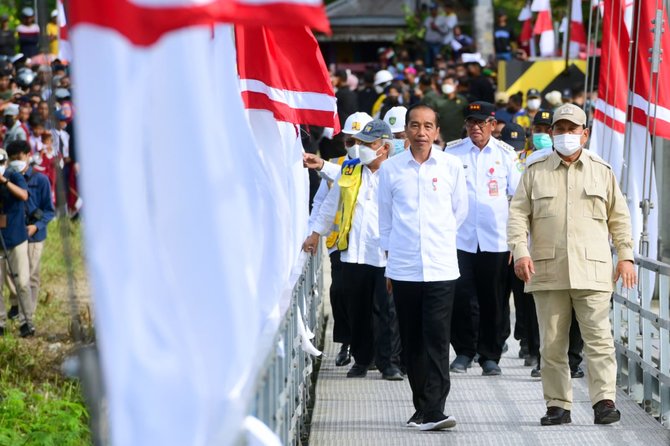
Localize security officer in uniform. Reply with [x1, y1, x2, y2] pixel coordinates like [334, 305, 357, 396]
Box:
[446, 101, 522, 376]
[508, 103, 637, 426]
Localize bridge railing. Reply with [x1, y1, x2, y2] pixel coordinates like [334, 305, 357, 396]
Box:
[250, 245, 325, 444]
[612, 255, 670, 428]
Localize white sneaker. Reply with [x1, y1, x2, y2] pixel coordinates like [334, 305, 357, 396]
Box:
[419, 415, 457, 431]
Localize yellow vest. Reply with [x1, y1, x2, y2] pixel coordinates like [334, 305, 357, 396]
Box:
[324, 156, 347, 249]
[336, 162, 364, 251]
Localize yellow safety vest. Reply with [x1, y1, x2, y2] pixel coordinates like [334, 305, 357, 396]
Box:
[325, 156, 347, 249]
[335, 162, 364, 251]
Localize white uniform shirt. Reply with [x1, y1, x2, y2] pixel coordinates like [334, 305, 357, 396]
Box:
[314, 165, 386, 267]
[319, 159, 344, 182]
[447, 137, 522, 253]
[378, 149, 468, 282]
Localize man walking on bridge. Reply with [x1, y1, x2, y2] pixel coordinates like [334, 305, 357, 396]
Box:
[378, 104, 468, 431]
[508, 103, 637, 426]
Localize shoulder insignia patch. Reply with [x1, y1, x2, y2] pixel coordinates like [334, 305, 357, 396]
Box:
[445, 138, 463, 149]
[497, 140, 517, 153]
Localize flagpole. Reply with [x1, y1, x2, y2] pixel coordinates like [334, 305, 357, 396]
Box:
[564, 0, 572, 71]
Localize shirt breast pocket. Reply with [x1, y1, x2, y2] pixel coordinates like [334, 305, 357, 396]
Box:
[583, 183, 608, 220]
[531, 183, 557, 218]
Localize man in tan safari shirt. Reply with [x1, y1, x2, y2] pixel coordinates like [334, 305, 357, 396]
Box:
[507, 103, 638, 427]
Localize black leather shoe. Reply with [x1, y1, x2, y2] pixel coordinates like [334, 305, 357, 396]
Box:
[346, 363, 368, 378]
[382, 366, 403, 381]
[593, 399, 621, 424]
[571, 366, 585, 379]
[7, 305, 18, 320]
[335, 344, 351, 367]
[541, 407, 571, 426]
[531, 366, 541, 378]
[19, 323, 35, 338]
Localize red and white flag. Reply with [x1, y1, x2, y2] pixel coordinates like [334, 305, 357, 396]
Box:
[69, 0, 329, 445]
[590, 0, 658, 260]
[56, 0, 73, 62]
[630, 0, 670, 138]
[518, 3, 534, 55]
[236, 26, 338, 131]
[531, 0, 555, 56]
[568, 0, 587, 57]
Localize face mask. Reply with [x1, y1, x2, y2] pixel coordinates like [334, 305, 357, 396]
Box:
[0, 166, 5, 175]
[527, 98, 541, 110]
[9, 160, 26, 172]
[442, 84, 455, 95]
[552, 133, 583, 156]
[532, 133, 553, 150]
[347, 143, 360, 160]
[375, 85, 384, 94]
[391, 139, 405, 157]
[358, 146, 381, 165]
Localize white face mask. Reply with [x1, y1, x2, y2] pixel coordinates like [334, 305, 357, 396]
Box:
[375, 85, 384, 94]
[442, 84, 455, 95]
[9, 160, 26, 172]
[527, 98, 541, 110]
[358, 145, 381, 165]
[347, 143, 360, 160]
[0, 165, 5, 175]
[552, 133, 583, 156]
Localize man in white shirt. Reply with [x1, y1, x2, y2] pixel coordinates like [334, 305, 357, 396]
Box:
[446, 101, 522, 376]
[310, 119, 403, 381]
[378, 104, 468, 431]
[302, 112, 373, 367]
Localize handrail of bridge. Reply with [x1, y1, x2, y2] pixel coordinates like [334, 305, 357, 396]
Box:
[612, 253, 670, 428]
[250, 244, 325, 444]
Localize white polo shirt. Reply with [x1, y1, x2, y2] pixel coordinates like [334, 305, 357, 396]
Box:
[378, 148, 468, 282]
[446, 136, 522, 253]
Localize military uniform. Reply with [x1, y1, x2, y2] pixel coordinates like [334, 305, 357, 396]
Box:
[508, 149, 634, 410]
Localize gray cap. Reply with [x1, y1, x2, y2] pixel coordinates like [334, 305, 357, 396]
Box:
[552, 103, 586, 126]
[353, 119, 393, 143]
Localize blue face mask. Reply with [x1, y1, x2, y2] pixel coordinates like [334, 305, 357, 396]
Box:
[391, 139, 405, 156]
[532, 133, 553, 150]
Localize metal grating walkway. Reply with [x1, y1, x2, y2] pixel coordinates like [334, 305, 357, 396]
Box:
[309, 262, 670, 445]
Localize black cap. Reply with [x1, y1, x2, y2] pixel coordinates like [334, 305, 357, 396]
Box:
[500, 122, 526, 150]
[561, 88, 572, 99]
[533, 109, 553, 126]
[465, 101, 496, 120]
[527, 88, 541, 98]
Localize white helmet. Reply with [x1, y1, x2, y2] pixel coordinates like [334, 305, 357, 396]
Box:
[383, 106, 407, 133]
[343, 112, 373, 135]
[374, 70, 393, 86]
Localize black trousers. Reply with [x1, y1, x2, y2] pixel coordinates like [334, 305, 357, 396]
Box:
[392, 279, 455, 418]
[341, 262, 401, 369]
[510, 269, 540, 356]
[451, 249, 510, 364]
[329, 252, 350, 344]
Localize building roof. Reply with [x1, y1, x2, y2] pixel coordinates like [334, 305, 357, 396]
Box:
[322, 0, 411, 41]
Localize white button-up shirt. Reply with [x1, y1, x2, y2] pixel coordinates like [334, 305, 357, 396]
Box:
[378, 149, 468, 282]
[314, 165, 386, 267]
[447, 137, 522, 253]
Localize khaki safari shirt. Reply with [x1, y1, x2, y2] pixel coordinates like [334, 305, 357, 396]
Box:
[507, 149, 634, 293]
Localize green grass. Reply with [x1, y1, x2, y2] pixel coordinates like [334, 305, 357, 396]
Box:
[0, 219, 91, 445]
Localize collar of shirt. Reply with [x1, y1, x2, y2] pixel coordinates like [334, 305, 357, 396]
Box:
[405, 147, 438, 167]
[549, 149, 586, 170]
[466, 137, 496, 154]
